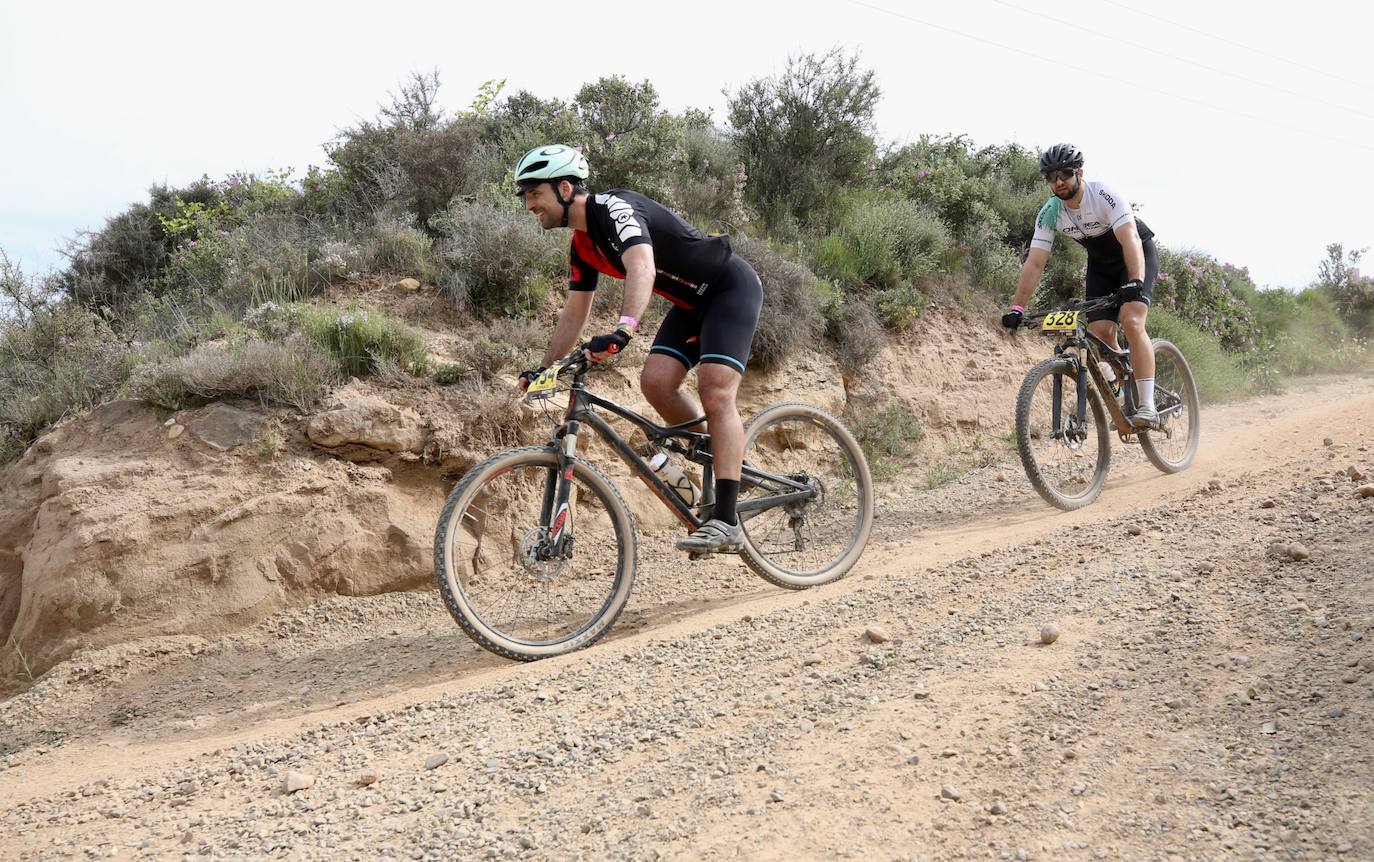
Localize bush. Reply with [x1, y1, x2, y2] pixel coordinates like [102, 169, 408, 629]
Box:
[671, 112, 748, 230]
[1253, 288, 1369, 379]
[362, 216, 434, 277]
[430, 201, 562, 317]
[845, 397, 924, 480]
[320, 72, 490, 227]
[728, 48, 880, 228]
[126, 337, 338, 412]
[304, 307, 429, 377]
[731, 235, 825, 368]
[166, 213, 321, 308]
[0, 262, 136, 459]
[1313, 243, 1374, 335]
[243, 303, 429, 377]
[814, 194, 953, 292]
[825, 300, 885, 373]
[1153, 248, 1261, 353]
[575, 76, 685, 203]
[1144, 308, 1253, 403]
[872, 284, 928, 330]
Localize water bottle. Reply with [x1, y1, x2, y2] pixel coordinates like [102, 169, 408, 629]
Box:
[1097, 361, 1122, 398]
[649, 452, 695, 505]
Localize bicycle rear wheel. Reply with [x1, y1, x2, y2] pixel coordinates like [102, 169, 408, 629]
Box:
[433, 446, 637, 661]
[736, 403, 874, 589]
[1015, 357, 1112, 510]
[1138, 338, 1201, 473]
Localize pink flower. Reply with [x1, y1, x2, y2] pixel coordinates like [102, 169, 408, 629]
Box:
[605, 133, 616, 142]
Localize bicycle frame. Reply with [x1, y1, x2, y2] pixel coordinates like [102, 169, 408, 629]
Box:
[1049, 327, 1137, 440]
[532, 362, 818, 546]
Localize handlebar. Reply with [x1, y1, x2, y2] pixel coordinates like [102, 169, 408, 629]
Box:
[1019, 294, 1120, 329]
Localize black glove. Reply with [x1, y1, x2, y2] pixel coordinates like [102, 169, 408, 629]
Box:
[518, 367, 546, 391]
[585, 327, 631, 359]
[1116, 279, 1144, 304]
[1001, 308, 1024, 330]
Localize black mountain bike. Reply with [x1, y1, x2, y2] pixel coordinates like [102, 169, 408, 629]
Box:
[433, 348, 874, 661]
[1014, 295, 1200, 510]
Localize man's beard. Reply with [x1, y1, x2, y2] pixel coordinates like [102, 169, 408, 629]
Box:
[1055, 178, 1081, 200]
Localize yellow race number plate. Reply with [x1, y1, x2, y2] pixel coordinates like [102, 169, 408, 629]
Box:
[525, 364, 562, 398]
[1041, 310, 1080, 332]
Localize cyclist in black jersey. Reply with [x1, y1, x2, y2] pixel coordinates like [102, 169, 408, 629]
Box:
[1001, 143, 1162, 428]
[513, 144, 764, 554]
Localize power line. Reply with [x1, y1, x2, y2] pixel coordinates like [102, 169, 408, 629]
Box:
[1097, 0, 1374, 93]
[991, 0, 1374, 122]
[844, 0, 1374, 154]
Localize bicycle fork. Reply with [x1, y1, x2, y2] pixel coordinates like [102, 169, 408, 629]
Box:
[536, 422, 582, 560]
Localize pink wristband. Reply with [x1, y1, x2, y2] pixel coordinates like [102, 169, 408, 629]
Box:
[1011, 304, 1025, 313]
[617, 315, 638, 332]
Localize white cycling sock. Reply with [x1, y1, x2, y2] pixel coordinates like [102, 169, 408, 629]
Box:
[1136, 378, 1156, 410]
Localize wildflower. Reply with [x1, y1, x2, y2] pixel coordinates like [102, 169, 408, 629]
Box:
[915, 169, 928, 179]
[605, 133, 616, 142]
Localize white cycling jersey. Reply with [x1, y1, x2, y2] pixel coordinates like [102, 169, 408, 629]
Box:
[1030, 180, 1153, 265]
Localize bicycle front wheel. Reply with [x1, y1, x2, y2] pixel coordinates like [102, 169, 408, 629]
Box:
[736, 403, 874, 589]
[433, 446, 637, 661]
[1138, 338, 1201, 473]
[1015, 357, 1111, 510]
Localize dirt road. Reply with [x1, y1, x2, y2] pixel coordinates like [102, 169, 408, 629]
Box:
[3, 376, 1372, 861]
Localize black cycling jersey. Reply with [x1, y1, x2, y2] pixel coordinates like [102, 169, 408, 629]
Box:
[568, 190, 733, 310]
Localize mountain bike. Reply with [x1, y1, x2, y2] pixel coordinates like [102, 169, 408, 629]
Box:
[433, 347, 874, 661]
[1013, 295, 1200, 510]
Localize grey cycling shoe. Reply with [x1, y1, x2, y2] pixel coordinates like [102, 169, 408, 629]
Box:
[1130, 405, 1160, 429]
[676, 518, 744, 554]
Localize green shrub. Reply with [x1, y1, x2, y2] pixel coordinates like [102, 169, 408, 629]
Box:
[320, 72, 490, 227]
[731, 235, 825, 368]
[1144, 307, 1253, 403]
[728, 48, 880, 228]
[126, 336, 338, 412]
[243, 302, 429, 378]
[575, 77, 685, 204]
[0, 301, 135, 460]
[814, 194, 953, 292]
[873, 284, 928, 329]
[430, 200, 562, 317]
[1254, 288, 1369, 378]
[1313, 243, 1374, 335]
[671, 112, 748, 230]
[302, 307, 429, 377]
[1153, 248, 1261, 352]
[164, 213, 320, 308]
[363, 216, 434, 277]
[845, 398, 924, 480]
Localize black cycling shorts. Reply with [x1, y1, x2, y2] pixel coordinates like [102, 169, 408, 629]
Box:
[649, 256, 762, 374]
[1084, 237, 1159, 323]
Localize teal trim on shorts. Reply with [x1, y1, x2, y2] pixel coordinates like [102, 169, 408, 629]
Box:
[649, 345, 694, 369]
[700, 353, 746, 373]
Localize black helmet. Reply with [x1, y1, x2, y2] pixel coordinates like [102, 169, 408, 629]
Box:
[1039, 143, 1085, 174]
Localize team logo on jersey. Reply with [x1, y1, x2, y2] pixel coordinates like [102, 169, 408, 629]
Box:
[1098, 189, 1117, 208]
[596, 194, 643, 243]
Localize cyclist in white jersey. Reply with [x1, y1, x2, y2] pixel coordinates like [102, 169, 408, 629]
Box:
[1001, 143, 1162, 428]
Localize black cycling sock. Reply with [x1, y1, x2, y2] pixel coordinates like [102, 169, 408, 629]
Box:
[713, 479, 740, 526]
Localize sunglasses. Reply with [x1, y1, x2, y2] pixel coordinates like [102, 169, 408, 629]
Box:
[1044, 168, 1078, 183]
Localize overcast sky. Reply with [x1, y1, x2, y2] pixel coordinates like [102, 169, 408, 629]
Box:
[3, 0, 1371, 290]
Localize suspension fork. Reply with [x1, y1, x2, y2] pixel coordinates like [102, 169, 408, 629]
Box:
[540, 393, 586, 554]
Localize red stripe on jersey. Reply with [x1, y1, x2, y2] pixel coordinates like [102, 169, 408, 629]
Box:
[572, 231, 625, 279]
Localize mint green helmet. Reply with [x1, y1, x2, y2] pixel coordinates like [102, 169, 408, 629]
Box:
[514, 144, 589, 192]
